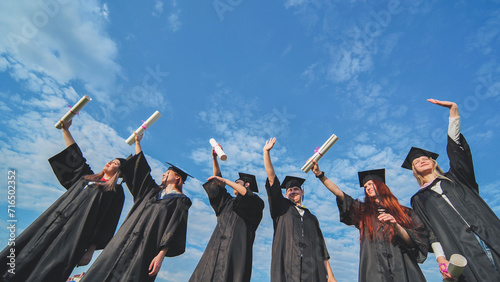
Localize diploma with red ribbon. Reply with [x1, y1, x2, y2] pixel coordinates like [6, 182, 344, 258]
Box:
[54, 95, 92, 129]
[301, 133, 339, 173]
[125, 111, 162, 145]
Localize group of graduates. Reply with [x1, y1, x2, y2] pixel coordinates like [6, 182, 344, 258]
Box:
[1, 99, 499, 282]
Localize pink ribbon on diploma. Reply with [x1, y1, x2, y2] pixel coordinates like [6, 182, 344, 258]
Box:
[314, 147, 323, 156]
[68, 105, 79, 115]
[141, 120, 147, 130]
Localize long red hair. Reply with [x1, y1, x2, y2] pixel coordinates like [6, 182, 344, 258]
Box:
[353, 179, 416, 241]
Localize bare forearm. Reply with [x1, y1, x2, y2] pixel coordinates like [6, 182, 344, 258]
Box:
[263, 151, 276, 185]
[319, 175, 344, 200]
[135, 141, 142, 154]
[324, 260, 337, 282]
[212, 156, 221, 176]
[224, 179, 247, 195]
[62, 128, 76, 147]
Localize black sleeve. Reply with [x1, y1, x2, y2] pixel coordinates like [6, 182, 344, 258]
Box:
[402, 208, 429, 263]
[120, 152, 158, 201]
[234, 189, 265, 230]
[447, 134, 478, 193]
[315, 216, 330, 260]
[203, 178, 233, 216]
[336, 192, 360, 227]
[265, 176, 287, 220]
[411, 194, 439, 245]
[90, 186, 125, 250]
[48, 143, 93, 189]
[159, 197, 192, 257]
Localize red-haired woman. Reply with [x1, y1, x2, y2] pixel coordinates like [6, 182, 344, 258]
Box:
[0, 120, 126, 282]
[312, 161, 428, 282]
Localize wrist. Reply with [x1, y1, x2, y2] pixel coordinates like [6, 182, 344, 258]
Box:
[316, 171, 325, 179]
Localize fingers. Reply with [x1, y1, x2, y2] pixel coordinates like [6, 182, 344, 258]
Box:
[148, 260, 156, 276]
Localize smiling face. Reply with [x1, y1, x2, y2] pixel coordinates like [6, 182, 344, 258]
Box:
[103, 159, 121, 175]
[285, 186, 303, 204]
[363, 180, 377, 198]
[412, 156, 434, 175]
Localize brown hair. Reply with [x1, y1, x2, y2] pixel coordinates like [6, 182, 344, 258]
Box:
[353, 179, 417, 241]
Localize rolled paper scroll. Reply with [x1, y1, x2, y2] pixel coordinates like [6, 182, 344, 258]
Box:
[54, 95, 92, 129]
[447, 254, 467, 279]
[209, 138, 227, 161]
[125, 111, 162, 145]
[301, 134, 339, 173]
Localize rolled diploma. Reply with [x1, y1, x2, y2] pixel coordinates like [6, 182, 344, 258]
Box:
[125, 111, 162, 145]
[54, 95, 92, 129]
[301, 134, 339, 173]
[447, 254, 467, 278]
[209, 138, 227, 161]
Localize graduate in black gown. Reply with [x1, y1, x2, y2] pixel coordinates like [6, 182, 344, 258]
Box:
[263, 137, 336, 282]
[189, 145, 264, 282]
[80, 133, 192, 282]
[312, 162, 428, 282]
[404, 99, 500, 281]
[0, 120, 125, 282]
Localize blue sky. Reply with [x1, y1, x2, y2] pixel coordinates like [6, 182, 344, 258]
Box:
[1, 0, 500, 281]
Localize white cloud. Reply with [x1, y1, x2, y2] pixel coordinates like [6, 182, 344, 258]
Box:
[153, 0, 164, 17]
[284, 0, 309, 9]
[0, 0, 121, 102]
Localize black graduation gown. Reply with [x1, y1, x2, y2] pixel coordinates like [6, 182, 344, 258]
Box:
[266, 176, 330, 282]
[189, 178, 264, 282]
[337, 193, 428, 282]
[80, 151, 191, 282]
[0, 143, 125, 282]
[411, 135, 500, 282]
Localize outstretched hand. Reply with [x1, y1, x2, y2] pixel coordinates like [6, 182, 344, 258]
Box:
[263, 137, 277, 152]
[427, 99, 459, 118]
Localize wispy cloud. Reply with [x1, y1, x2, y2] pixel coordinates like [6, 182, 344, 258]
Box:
[153, 0, 164, 17]
[0, 0, 120, 101]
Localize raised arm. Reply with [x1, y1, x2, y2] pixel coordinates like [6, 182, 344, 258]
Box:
[134, 132, 143, 154]
[263, 137, 277, 186]
[212, 146, 221, 177]
[60, 120, 76, 147]
[311, 160, 344, 201]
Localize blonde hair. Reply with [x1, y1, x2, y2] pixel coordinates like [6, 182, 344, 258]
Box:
[412, 158, 452, 186]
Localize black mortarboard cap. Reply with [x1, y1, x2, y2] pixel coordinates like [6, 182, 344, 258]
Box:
[237, 172, 259, 193]
[116, 154, 133, 169]
[280, 176, 306, 190]
[165, 162, 193, 183]
[116, 158, 127, 169]
[358, 169, 386, 187]
[401, 147, 439, 170]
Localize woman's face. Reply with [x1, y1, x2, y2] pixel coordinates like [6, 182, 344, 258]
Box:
[412, 156, 434, 174]
[364, 180, 377, 198]
[103, 159, 121, 175]
[162, 169, 181, 185]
